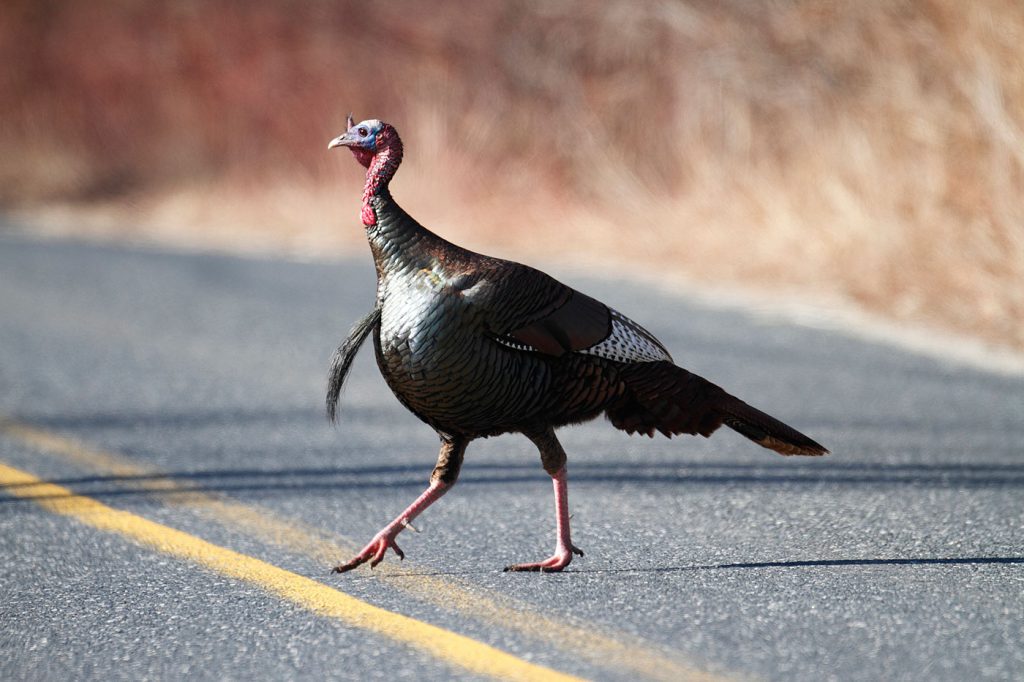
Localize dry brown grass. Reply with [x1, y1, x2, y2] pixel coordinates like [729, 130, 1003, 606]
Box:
[2, 0, 1022, 349]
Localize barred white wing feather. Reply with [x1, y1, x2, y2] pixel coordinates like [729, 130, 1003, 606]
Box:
[579, 310, 672, 363]
[494, 336, 538, 352]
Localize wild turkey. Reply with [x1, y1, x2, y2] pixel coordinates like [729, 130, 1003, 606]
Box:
[326, 115, 828, 573]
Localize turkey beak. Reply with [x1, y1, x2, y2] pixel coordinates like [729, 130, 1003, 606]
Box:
[328, 113, 358, 150]
[327, 132, 355, 150]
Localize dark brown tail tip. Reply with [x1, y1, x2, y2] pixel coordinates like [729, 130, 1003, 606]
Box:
[759, 435, 829, 456]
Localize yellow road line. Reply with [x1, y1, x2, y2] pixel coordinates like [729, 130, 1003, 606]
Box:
[0, 417, 724, 682]
[0, 461, 582, 682]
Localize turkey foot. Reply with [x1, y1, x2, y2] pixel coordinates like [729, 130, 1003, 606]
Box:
[332, 480, 449, 574]
[504, 544, 584, 573]
[332, 525, 405, 573]
[504, 466, 583, 572]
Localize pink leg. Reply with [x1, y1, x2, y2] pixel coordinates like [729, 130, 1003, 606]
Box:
[332, 481, 449, 573]
[504, 467, 584, 572]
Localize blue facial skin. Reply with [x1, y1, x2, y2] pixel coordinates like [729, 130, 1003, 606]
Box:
[351, 120, 383, 150]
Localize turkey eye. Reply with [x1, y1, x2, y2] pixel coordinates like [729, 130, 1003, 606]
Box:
[358, 127, 369, 137]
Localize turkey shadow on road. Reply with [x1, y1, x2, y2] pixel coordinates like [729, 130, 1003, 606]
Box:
[2, 460, 1023, 504]
[566, 556, 1024, 575]
[336, 555, 1024, 578]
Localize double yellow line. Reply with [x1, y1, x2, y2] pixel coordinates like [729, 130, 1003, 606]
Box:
[0, 462, 578, 680]
[0, 418, 722, 681]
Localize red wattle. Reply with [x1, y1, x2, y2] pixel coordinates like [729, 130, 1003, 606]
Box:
[359, 125, 403, 229]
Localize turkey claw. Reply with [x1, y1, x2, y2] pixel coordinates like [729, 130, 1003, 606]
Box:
[503, 544, 584, 573]
[332, 533, 404, 573]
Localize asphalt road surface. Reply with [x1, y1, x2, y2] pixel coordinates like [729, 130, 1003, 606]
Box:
[1, 233, 1022, 681]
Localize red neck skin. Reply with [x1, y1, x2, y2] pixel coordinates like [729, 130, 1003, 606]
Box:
[356, 125, 404, 227]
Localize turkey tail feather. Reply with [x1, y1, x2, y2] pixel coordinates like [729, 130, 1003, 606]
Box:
[607, 361, 827, 456]
[718, 398, 828, 456]
[326, 307, 380, 423]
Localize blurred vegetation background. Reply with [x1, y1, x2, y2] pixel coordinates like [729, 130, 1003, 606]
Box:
[2, 0, 1022, 349]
